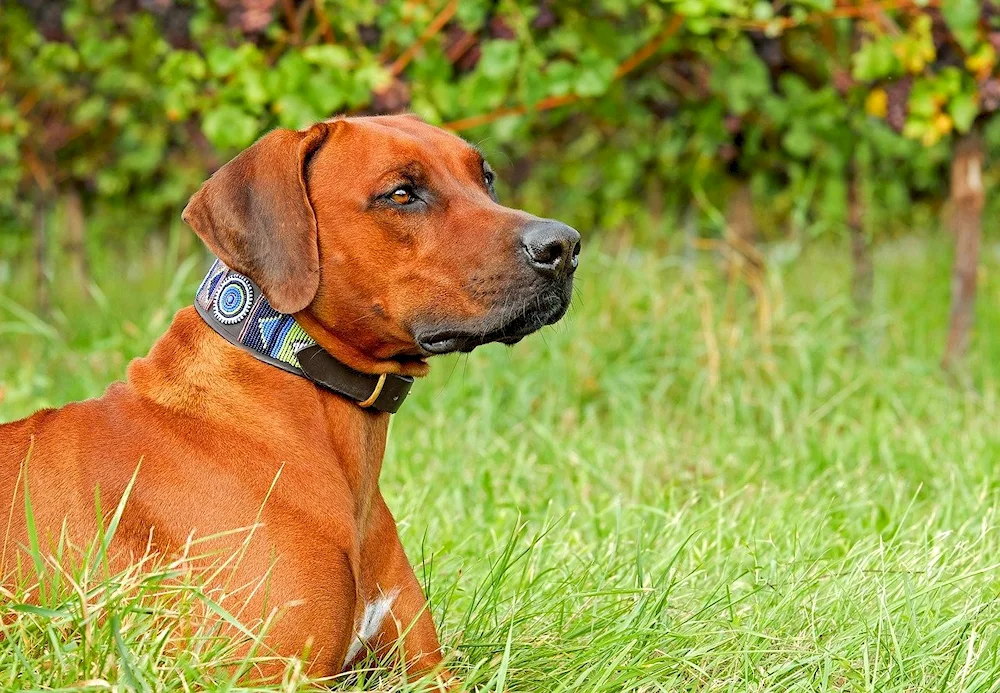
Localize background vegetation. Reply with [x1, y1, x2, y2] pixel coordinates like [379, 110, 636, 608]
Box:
[3, 0, 1000, 690]
[2, 0, 999, 363]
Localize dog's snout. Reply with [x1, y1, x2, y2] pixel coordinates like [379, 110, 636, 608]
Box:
[521, 220, 581, 278]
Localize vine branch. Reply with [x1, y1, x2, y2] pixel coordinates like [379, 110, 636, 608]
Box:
[389, 0, 460, 77]
[445, 15, 684, 132]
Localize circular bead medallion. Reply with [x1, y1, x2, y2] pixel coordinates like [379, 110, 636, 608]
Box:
[213, 275, 254, 324]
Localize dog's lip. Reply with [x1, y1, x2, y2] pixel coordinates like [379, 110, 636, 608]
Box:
[418, 331, 525, 355]
[393, 351, 430, 366]
[415, 302, 562, 355]
[414, 278, 574, 356]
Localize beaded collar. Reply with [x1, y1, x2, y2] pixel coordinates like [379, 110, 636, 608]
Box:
[194, 259, 413, 413]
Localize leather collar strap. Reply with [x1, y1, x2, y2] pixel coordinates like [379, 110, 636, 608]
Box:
[194, 259, 413, 413]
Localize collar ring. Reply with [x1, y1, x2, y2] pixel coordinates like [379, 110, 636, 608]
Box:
[357, 373, 388, 408]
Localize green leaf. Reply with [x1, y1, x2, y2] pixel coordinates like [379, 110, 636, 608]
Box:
[302, 45, 353, 70]
[206, 46, 241, 78]
[712, 43, 770, 115]
[752, 1, 773, 20]
[521, 68, 548, 106]
[941, 0, 981, 52]
[575, 70, 608, 98]
[782, 126, 815, 158]
[908, 80, 939, 119]
[852, 37, 901, 81]
[238, 68, 270, 108]
[72, 95, 107, 126]
[545, 60, 577, 97]
[574, 53, 617, 98]
[949, 90, 979, 133]
[159, 50, 206, 82]
[273, 52, 312, 91]
[479, 41, 520, 80]
[304, 74, 346, 115]
[202, 104, 260, 151]
[274, 93, 321, 129]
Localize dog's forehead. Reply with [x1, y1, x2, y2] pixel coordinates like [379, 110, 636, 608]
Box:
[350, 114, 460, 140]
[336, 116, 482, 167]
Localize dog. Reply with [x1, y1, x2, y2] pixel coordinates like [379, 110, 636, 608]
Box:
[0, 115, 580, 682]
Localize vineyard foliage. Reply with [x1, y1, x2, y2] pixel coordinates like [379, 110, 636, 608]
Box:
[1, 0, 999, 250]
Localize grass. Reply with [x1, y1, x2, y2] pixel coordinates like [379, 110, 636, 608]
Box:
[3, 232, 1000, 691]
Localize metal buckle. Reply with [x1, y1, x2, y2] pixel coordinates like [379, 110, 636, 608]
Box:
[357, 373, 388, 408]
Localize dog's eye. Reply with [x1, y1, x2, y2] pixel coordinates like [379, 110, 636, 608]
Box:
[484, 169, 495, 188]
[390, 187, 415, 205]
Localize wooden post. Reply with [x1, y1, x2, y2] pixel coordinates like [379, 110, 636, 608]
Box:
[64, 186, 90, 296]
[848, 157, 872, 326]
[943, 133, 985, 370]
[724, 181, 765, 282]
[33, 200, 50, 316]
[723, 181, 771, 353]
[682, 203, 698, 273]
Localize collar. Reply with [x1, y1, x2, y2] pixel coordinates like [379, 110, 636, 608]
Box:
[194, 259, 413, 413]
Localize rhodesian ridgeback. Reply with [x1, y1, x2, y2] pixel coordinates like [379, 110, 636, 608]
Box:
[0, 115, 580, 682]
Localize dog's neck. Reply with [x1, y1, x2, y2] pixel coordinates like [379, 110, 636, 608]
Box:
[193, 259, 413, 413]
[127, 307, 390, 515]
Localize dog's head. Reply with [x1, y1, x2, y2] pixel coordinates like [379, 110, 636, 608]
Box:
[183, 115, 579, 376]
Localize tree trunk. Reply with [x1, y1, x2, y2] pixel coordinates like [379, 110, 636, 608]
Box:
[33, 201, 50, 316]
[64, 186, 90, 296]
[848, 158, 872, 325]
[943, 133, 985, 370]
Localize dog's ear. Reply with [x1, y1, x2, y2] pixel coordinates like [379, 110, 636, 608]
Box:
[182, 123, 331, 314]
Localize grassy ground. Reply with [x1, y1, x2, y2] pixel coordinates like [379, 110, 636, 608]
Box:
[3, 234, 1000, 691]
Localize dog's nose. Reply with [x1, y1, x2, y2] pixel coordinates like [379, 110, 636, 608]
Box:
[521, 220, 581, 278]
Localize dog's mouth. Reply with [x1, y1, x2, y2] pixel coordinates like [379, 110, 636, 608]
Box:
[414, 289, 571, 356]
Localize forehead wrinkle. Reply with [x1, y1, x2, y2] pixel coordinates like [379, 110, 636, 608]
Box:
[375, 160, 427, 187]
[346, 118, 488, 190]
[429, 136, 488, 184]
[361, 117, 482, 163]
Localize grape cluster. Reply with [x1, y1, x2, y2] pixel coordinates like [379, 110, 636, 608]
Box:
[216, 0, 278, 35]
[17, 0, 67, 40]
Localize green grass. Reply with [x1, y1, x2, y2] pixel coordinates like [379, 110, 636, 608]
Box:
[3, 234, 1000, 691]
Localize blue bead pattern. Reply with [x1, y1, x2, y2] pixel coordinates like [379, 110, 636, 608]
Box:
[212, 275, 254, 324]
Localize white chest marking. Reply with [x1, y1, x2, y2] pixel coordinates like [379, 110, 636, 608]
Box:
[344, 587, 400, 668]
